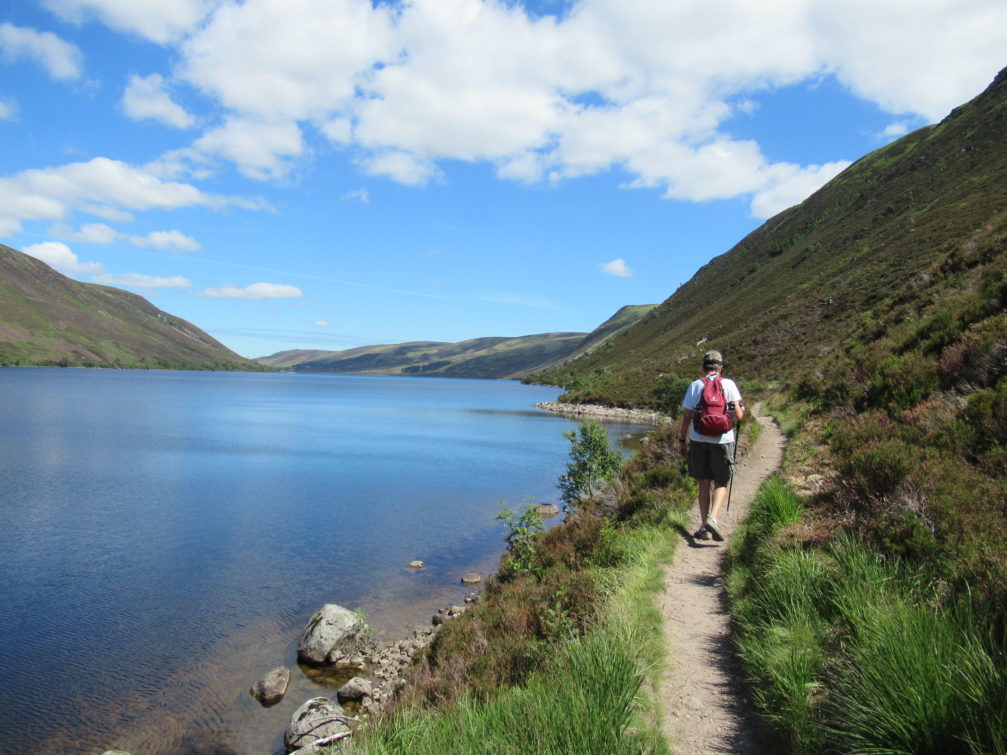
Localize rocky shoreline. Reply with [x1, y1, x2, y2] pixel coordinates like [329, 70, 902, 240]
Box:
[261, 591, 481, 754]
[535, 401, 667, 426]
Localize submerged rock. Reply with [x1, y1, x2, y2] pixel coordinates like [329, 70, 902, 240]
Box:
[297, 604, 365, 665]
[284, 697, 351, 751]
[251, 666, 291, 706]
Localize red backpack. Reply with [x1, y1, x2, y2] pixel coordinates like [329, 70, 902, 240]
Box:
[693, 375, 734, 435]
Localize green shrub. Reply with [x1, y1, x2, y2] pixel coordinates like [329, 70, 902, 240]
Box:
[558, 421, 623, 508]
[652, 373, 692, 418]
[864, 351, 939, 414]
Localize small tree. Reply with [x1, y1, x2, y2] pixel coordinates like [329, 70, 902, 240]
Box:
[496, 501, 545, 574]
[558, 421, 623, 508]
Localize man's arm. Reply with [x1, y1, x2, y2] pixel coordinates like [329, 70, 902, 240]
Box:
[678, 409, 693, 453]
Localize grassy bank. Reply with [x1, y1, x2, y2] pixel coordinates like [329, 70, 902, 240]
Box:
[345, 421, 705, 753]
[727, 475, 1007, 754]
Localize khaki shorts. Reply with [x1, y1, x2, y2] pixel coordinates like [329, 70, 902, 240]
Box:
[687, 441, 735, 486]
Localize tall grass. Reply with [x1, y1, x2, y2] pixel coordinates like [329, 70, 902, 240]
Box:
[728, 479, 1007, 754]
[348, 525, 675, 754]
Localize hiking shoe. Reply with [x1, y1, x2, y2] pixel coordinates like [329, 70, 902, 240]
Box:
[706, 518, 725, 542]
[693, 526, 712, 541]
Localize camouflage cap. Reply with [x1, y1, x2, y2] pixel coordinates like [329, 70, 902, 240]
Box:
[702, 349, 723, 367]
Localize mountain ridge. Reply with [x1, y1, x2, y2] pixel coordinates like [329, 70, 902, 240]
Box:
[0, 244, 259, 371]
[254, 304, 656, 379]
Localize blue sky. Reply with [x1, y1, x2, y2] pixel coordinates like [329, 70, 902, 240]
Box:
[1, 0, 1003, 359]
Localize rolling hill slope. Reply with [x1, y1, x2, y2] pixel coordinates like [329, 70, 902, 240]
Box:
[255, 304, 655, 379]
[0, 244, 258, 370]
[529, 67, 1007, 408]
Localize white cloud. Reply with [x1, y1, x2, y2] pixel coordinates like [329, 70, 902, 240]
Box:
[198, 282, 303, 299]
[180, 0, 396, 119]
[0, 97, 18, 120]
[41, 0, 218, 45]
[129, 229, 201, 252]
[361, 151, 440, 187]
[880, 121, 911, 139]
[0, 156, 246, 236]
[93, 273, 192, 288]
[600, 258, 632, 277]
[195, 117, 304, 180]
[0, 23, 83, 80]
[122, 73, 195, 129]
[808, 0, 1007, 120]
[160, 0, 1006, 211]
[341, 188, 370, 204]
[749, 160, 851, 219]
[23, 241, 104, 274]
[315, 320, 330, 327]
[52, 221, 122, 244]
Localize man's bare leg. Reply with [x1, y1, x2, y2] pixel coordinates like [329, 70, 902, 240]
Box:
[698, 479, 712, 524]
[710, 484, 729, 521]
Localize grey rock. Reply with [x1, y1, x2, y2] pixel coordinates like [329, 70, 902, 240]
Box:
[461, 573, 482, 585]
[337, 676, 374, 702]
[297, 604, 365, 665]
[537, 503, 560, 517]
[432, 614, 444, 626]
[284, 697, 350, 751]
[250, 665, 291, 706]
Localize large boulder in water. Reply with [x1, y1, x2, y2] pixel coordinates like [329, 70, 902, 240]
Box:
[297, 604, 365, 665]
[284, 697, 350, 751]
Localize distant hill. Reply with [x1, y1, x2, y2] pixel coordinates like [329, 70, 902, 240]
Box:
[255, 304, 656, 379]
[0, 244, 258, 371]
[529, 67, 1007, 407]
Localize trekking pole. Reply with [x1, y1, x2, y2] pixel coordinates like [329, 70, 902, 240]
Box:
[726, 411, 741, 512]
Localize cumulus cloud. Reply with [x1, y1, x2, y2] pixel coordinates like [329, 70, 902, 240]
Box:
[0, 23, 83, 80]
[122, 73, 195, 129]
[93, 273, 192, 288]
[600, 258, 632, 277]
[129, 229, 201, 252]
[41, 0, 218, 45]
[195, 117, 304, 180]
[198, 282, 303, 299]
[361, 151, 441, 187]
[44, 0, 1004, 214]
[52, 221, 121, 244]
[23, 241, 104, 273]
[0, 156, 248, 237]
[750, 160, 851, 219]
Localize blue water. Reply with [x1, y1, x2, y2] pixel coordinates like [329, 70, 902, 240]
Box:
[0, 368, 646, 754]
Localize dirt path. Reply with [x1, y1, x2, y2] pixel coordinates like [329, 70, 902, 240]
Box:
[658, 406, 786, 754]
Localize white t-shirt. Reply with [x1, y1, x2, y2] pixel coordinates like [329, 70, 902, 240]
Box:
[682, 374, 742, 444]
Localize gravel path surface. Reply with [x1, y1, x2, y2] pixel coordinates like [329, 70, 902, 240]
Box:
[659, 407, 786, 754]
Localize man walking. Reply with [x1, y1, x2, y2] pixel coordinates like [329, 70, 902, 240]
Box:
[677, 350, 745, 541]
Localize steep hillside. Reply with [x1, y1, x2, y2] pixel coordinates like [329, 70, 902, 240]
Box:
[255, 304, 655, 379]
[0, 244, 258, 370]
[530, 68, 1007, 408]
